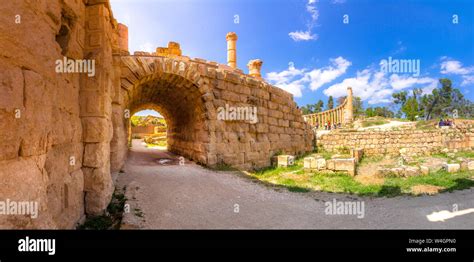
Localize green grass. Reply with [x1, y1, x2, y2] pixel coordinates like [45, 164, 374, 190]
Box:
[361, 120, 390, 127]
[248, 163, 474, 197]
[146, 140, 167, 148]
[77, 189, 127, 230]
[455, 151, 474, 158]
[359, 155, 385, 164]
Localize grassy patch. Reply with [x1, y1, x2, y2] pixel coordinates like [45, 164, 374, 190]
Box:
[145, 140, 167, 148]
[455, 151, 474, 159]
[361, 119, 389, 127]
[77, 188, 127, 230]
[209, 162, 239, 171]
[248, 162, 474, 197]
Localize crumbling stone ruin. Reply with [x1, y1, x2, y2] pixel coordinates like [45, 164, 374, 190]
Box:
[0, 0, 313, 228]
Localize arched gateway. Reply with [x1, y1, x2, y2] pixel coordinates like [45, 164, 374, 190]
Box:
[113, 52, 314, 170]
[0, 1, 312, 228]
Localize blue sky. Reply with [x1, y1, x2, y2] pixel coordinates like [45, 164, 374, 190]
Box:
[110, 0, 474, 115]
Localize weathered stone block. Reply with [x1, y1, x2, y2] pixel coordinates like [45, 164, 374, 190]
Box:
[332, 158, 356, 176]
[350, 148, 364, 163]
[443, 163, 460, 173]
[303, 157, 317, 170]
[277, 155, 295, 167]
[419, 165, 430, 175]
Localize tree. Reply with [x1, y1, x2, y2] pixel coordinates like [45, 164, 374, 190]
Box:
[314, 100, 324, 113]
[365, 106, 394, 118]
[337, 96, 346, 106]
[300, 100, 324, 114]
[392, 90, 408, 117]
[353, 97, 364, 117]
[327, 96, 334, 110]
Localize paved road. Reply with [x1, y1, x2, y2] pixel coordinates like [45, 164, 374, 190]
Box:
[117, 139, 474, 229]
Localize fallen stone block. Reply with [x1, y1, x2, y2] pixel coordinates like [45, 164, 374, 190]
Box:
[316, 157, 327, 170]
[469, 161, 474, 171]
[332, 158, 356, 176]
[402, 166, 421, 177]
[277, 155, 295, 167]
[460, 159, 474, 171]
[350, 148, 364, 163]
[443, 163, 460, 173]
[303, 157, 317, 170]
[419, 165, 430, 175]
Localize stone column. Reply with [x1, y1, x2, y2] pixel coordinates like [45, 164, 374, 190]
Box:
[345, 87, 354, 124]
[226, 32, 238, 69]
[81, 3, 114, 215]
[247, 59, 263, 79]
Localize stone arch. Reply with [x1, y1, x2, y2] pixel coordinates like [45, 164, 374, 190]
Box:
[117, 56, 215, 165]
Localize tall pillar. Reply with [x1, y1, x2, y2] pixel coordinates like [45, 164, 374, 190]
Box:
[226, 32, 238, 69]
[81, 3, 114, 215]
[345, 87, 354, 124]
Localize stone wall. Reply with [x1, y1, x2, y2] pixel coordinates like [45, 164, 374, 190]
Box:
[0, 0, 314, 229]
[318, 128, 474, 156]
[0, 0, 119, 229]
[119, 56, 314, 170]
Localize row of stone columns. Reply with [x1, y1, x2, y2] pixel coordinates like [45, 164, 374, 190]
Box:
[303, 87, 354, 128]
[307, 106, 346, 128]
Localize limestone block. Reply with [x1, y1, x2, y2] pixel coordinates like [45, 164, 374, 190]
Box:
[443, 163, 460, 173]
[403, 166, 421, 177]
[277, 155, 295, 167]
[83, 164, 113, 215]
[332, 158, 356, 176]
[303, 157, 317, 170]
[419, 166, 430, 175]
[350, 148, 364, 163]
[313, 157, 326, 170]
[83, 142, 109, 168]
[0, 155, 56, 229]
[468, 161, 474, 171]
[82, 117, 110, 142]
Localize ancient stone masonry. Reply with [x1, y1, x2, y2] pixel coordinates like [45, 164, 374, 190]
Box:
[0, 0, 313, 228]
[117, 48, 314, 170]
[318, 128, 474, 156]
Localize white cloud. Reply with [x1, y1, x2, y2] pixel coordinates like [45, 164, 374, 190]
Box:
[266, 57, 351, 97]
[440, 59, 474, 75]
[266, 62, 306, 97]
[324, 68, 438, 105]
[289, 31, 317, 41]
[266, 62, 305, 84]
[390, 74, 437, 91]
[307, 57, 351, 90]
[440, 57, 474, 87]
[289, 0, 319, 42]
[462, 75, 474, 86]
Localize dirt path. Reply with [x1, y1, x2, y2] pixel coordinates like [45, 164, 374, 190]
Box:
[116, 139, 474, 229]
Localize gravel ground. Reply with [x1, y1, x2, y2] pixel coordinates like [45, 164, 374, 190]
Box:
[117, 139, 474, 229]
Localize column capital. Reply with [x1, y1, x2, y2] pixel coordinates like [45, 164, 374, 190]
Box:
[247, 59, 263, 78]
[226, 32, 238, 41]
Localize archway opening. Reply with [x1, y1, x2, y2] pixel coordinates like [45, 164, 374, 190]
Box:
[125, 72, 211, 165]
[130, 109, 168, 150]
